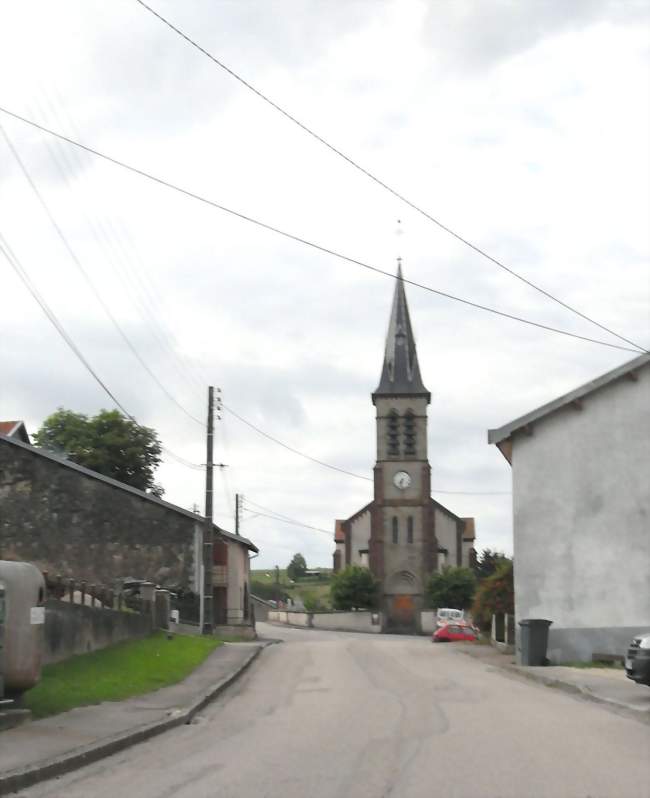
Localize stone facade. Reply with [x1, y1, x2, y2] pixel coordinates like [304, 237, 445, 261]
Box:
[0, 437, 198, 587]
[0, 436, 258, 631]
[334, 266, 476, 632]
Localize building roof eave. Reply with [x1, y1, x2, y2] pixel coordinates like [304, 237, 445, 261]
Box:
[487, 353, 650, 447]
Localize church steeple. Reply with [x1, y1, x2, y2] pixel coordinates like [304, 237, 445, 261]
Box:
[373, 262, 430, 403]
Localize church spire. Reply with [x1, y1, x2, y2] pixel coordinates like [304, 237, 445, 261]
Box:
[372, 262, 430, 403]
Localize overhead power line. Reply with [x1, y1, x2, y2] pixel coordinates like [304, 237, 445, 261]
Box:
[0, 108, 643, 356]
[223, 405, 372, 482]
[0, 232, 204, 471]
[0, 124, 206, 430]
[243, 498, 332, 537]
[134, 0, 647, 354]
[0, 122, 508, 492]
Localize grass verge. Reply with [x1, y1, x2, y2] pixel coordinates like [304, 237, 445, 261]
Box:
[24, 632, 222, 719]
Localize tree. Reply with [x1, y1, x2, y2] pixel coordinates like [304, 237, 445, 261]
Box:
[472, 560, 514, 630]
[472, 548, 510, 581]
[286, 553, 307, 582]
[330, 565, 379, 610]
[426, 566, 476, 610]
[34, 408, 164, 496]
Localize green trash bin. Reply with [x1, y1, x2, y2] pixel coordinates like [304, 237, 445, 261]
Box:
[519, 618, 552, 665]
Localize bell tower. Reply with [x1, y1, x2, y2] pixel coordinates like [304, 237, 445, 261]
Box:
[369, 263, 437, 632]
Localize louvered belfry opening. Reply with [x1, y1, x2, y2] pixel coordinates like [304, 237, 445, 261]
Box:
[387, 409, 400, 456]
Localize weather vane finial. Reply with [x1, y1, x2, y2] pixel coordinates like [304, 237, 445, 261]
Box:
[396, 218, 403, 270]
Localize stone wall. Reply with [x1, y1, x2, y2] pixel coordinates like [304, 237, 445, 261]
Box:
[43, 599, 153, 664]
[0, 439, 199, 588]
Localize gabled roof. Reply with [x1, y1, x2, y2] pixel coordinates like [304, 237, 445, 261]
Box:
[342, 500, 374, 528]
[373, 264, 430, 402]
[0, 420, 30, 444]
[488, 353, 650, 458]
[0, 434, 258, 553]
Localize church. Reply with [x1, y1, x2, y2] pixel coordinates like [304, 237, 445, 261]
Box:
[333, 264, 476, 633]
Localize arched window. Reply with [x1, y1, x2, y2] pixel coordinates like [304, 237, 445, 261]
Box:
[407, 516, 414, 544]
[404, 410, 416, 456]
[392, 516, 398, 544]
[387, 409, 400, 456]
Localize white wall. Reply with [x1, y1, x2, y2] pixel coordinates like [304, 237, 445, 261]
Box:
[434, 508, 459, 566]
[349, 509, 371, 566]
[226, 543, 250, 624]
[267, 610, 382, 633]
[511, 366, 650, 658]
[311, 611, 381, 633]
[420, 610, 437, 634]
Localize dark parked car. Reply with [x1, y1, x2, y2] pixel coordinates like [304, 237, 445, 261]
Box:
[625, 632, 650, 686]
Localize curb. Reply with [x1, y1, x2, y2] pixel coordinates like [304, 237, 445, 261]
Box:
[501, 664, 650, 726]
[457, 646, 650, 726]
[0, 645, 264, 796]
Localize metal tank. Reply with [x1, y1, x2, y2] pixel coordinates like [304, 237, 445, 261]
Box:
[0, 560, 45, 696]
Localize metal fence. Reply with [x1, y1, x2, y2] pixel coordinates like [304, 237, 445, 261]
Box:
[42, 571, 145, 614]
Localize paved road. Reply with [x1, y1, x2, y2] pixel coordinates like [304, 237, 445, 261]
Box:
[20, 624, 650, 798]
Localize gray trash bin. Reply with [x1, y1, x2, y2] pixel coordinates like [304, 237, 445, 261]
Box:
[519, 618, 552, 666]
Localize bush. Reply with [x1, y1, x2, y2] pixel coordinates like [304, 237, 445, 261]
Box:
[472, 548, 510, 581]
[426, 567, 476, 610]
[472, 560, 514, 630]
[330, 565, 379, 611]
[302, 591, 323, 612]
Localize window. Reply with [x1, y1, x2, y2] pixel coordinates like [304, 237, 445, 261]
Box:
[404, 410, 416, 456]
[387, 409, 400, 456]
[392, 516, 398, 544]
[407, 516, 413, 544]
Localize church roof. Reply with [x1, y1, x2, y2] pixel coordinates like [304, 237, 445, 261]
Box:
[373, 264, 430, 402]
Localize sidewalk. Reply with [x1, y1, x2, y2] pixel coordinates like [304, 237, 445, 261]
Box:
[456, 642, 650, 724]
[0, 642, 265, 796]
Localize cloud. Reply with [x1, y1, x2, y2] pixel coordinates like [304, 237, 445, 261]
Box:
[1, 0, 647, 571]
[422, 0, 650, 73]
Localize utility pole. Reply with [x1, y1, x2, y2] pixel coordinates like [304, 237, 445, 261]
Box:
[202, 386, 214, 634]
[235, 493, 244, 536]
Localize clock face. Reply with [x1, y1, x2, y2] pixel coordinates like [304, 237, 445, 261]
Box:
[393, 471, 412, 490]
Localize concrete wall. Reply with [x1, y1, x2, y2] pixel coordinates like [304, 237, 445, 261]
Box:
[312, 611, 381, 633]
[511, 364, 650, 662]
[251, 595, 273, 621]
[268, 609, 382, 633]
[0, 440, 197, 588]
[43, 598, 153, 664]
[420, 610, 437, 634]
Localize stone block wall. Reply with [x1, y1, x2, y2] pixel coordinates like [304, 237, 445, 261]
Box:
[0, 439, 198, 588]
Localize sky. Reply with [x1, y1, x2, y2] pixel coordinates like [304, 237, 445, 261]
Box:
[1, 0, 648, 570]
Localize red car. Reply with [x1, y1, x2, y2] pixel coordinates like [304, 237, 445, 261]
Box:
[432, 623, 478, 643]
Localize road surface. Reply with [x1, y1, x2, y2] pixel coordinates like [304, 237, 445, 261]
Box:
[20, 623, 650, 798]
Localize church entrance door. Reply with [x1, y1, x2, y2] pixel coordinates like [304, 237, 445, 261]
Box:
[386, 594, 417, 633]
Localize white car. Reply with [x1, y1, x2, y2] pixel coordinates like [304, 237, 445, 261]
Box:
[436, 608, 465, 627]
